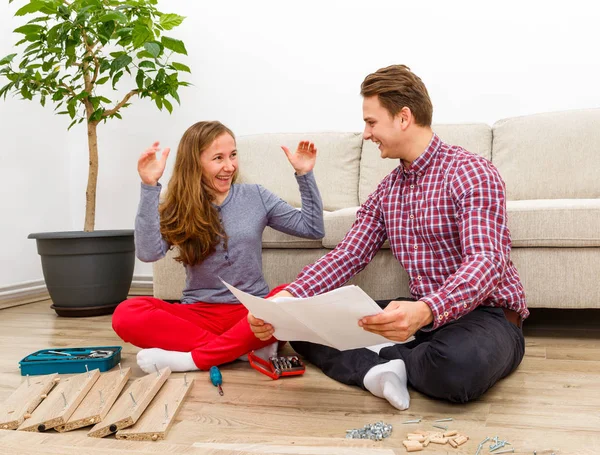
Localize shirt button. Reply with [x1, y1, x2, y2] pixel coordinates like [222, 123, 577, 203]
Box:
[463, 303, 468, 308]
[409, 214, 414, 219]
[413, 245, 418, 250]
[444, 311, 449, 317]
[410, 184, 415, 189]
[438, 315, 443, 321]
[417, 276, 422, 280]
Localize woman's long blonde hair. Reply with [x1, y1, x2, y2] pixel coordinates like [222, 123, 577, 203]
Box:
[159, 121, 237, 265]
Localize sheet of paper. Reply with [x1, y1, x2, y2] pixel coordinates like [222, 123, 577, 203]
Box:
[222, 282, 330, 346]
[222, 280, 391, 350]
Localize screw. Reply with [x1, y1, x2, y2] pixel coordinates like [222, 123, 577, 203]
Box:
[434, 417, 453, 422]
[119, 362, 123, 376]
[61, 392, 68, 408]
[184, 373, 188, 386]
[154, 364, 160, 377]
[402, 419, 422, 424]
[432, 424, 448, 430]
[129, 392, 137, 406]
[164, 403, 168, 421]
[85, 365, 90, 377]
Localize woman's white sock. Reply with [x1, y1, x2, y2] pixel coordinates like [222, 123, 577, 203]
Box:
[136, 348, 197, 373]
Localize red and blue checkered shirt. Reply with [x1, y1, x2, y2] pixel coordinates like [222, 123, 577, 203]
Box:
[287, 133, 527, 330]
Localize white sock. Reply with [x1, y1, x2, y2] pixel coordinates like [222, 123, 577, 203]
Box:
[366, 342, 396, 354]
[363, 359, 410, 410]
[136, 348, 197, 373]
[237, 341, 278, 362]
[253, 341, 279, 360]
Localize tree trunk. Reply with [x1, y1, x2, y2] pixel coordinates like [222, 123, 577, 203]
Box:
[84, 119, 98, 232]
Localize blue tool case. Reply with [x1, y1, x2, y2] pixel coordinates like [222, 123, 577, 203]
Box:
[19, 346, 122, 376]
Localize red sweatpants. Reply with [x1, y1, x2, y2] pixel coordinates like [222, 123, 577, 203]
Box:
[112, 284, 287, 370]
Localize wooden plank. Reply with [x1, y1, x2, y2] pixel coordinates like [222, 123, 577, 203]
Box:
[116, 377, 194, 441]
[18, 370, 100, 432]
[0, 374, 59, 430]
[55, 367, 132, 432]
[88, 367, 170, 438]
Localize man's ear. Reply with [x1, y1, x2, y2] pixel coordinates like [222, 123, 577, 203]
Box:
[399, 106, 411, 128]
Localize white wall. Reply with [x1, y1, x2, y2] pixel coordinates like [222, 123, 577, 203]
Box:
[2, 0, 600, 286]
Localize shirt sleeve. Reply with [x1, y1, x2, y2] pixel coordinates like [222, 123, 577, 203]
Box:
[258, 170, 325, 240]
[134, 183, 170, 262]
[286, 175, 390, 298]
[419, 159, 511, 329]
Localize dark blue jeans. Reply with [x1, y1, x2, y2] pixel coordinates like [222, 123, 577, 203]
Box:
[291, 299, 525, 403]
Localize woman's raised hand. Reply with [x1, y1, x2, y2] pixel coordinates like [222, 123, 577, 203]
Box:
[281, 141, 317, 176]
[138, 141, 170, 186]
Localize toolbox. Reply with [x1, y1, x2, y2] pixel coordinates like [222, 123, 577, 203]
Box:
[19, 346, 122, 376]
[248, 351, 305, 380]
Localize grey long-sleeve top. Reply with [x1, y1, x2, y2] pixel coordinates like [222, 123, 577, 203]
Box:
[135, 171, 324, 303]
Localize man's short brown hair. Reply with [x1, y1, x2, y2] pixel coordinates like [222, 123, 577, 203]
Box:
[360, 64, 433, 127]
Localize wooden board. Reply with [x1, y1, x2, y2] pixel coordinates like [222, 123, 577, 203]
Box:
[55, 367, 132, 432]
[87, 367, 170, 438]
[18, 370, 100, 432]
[0, 374, 58, 430]
[116, 377, 193, 441]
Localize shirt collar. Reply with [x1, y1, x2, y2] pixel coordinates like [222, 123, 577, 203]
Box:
[401, 132, 441, 176]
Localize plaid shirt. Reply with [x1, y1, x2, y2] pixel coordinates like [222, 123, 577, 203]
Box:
[287, 133, 527, 330]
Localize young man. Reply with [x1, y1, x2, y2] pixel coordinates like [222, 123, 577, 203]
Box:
[249, 64, 527, 409]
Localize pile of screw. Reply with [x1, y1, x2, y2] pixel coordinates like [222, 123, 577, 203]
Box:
[345, 421, 393, 441]
[475, 436, 514, 455]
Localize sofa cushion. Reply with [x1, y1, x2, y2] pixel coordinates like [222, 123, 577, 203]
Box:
[262, 225, 323, 248]
[236, 132, 362, 211]
[492, 109, 600, 200]
[508, 199, 600, 247]
[359, 123, 493, 204]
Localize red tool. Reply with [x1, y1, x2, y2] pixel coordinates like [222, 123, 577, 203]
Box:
[248, 352, 305, 380]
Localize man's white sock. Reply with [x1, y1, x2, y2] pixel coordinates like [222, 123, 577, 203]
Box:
[253, 341, 279, 360]
[366, 342, 396, 354]
[363, 359, 410, 410]
[136, 348, 197, 373]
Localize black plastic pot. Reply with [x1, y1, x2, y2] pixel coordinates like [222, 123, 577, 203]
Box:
[28, 230, 135, 317]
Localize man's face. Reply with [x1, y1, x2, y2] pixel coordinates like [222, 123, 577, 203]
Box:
[362, 95, 404, 159]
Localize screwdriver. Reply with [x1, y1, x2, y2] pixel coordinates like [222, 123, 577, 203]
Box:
[209, 366, 224, 396]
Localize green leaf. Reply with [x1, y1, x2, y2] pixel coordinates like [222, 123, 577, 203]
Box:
[162, 97, 173, 114]
[171, 62, 190, 73]
[96, 76, 109, 85]
[111, 54, 132, 73]
[67, 102, 76, 119]
[98, 11, 127, 23]
[15, 2, 45, 16]
[0, 54, 17, 65]
[132, 24, 153, 48]
[139, 60, 155, 69]
[111, 70, 123, 89]
[155, 97, 162, 110]
[144, 42, 161, 58]
[13, 24, 44, 35]
[68, 118, 78, 130]
[159, 14, 185, 30]
[161, 36, 187, 55]
[135, 69, 144, 89]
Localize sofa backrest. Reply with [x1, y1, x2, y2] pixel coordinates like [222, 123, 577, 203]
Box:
[358, 123, 493, 204]
[236, 132, 362, 211]
[492, 109, 600, 200]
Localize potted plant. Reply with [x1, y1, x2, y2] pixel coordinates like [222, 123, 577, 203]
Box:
[0, 0, 190, 316]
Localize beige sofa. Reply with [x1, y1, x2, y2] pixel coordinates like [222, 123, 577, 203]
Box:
[154, 109, 600, 309]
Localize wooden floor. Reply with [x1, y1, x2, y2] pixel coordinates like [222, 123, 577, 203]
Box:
[1, 300, 599, 455]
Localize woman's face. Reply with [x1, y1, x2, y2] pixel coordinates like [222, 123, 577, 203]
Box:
[200, 133, 238, 202]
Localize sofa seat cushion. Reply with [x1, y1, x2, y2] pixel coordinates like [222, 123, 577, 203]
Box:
[508, 199, 600, 247]
[262, 226, 324, 248]
[312, 199, 600, 250]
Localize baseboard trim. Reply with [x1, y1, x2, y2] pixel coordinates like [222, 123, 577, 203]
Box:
[0, 279, 49, 309]
[0, 275, 154, 310]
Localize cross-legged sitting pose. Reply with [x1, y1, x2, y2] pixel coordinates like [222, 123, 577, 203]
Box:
[113, 121, 324, 373]
[249, 65, 527, 409]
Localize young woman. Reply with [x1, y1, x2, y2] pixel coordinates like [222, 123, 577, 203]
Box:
[112, 121, 324, 373]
